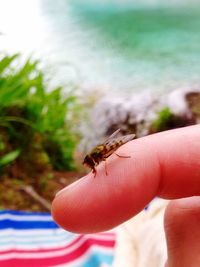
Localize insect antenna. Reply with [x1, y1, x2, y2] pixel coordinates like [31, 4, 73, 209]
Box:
[114, 153, 131, 158]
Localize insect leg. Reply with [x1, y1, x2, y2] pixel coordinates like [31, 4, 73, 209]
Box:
[114, 152, 131, 158]
[92, 167, 97, 178]
[103, 159, 108, 176]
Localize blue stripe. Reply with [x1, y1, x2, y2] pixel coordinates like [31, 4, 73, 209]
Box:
[0, 210, 114, 266]
[0, 210, 60, 230]
[81, 253, 113, 267]
[0, 231, 74, 239]
[0, 220, 59, 230]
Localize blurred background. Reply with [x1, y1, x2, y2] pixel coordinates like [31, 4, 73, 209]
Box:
[0, 1, 200, 266]
[0, 0, 200, 212]
[1, 0, 200, 92]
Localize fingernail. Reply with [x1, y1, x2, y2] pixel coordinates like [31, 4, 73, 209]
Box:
[55, 179, 82, 197]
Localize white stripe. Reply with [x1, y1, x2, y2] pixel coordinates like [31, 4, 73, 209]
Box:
[0, 228, 68, 237]
[0, 230, 115, 240]
[0, 229, 115, 238]
[0, 229, 77, 249]
[0, 232, 114, 244]
[0, 229, 75, 240]
[0, 214, 52, 221]
[0, 241, 79, 250]
[0, 232, 114, 246]
[0, 235, 74, 243]
[0, 241, 78, 250]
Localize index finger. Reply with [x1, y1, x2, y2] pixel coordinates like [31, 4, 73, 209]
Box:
[52, 125, 200, 233]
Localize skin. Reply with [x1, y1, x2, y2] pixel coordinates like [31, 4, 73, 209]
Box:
[52, 125, 200, 267]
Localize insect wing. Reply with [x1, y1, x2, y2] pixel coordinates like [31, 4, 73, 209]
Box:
[103, 133, 135, 158]
[107, 133, 135, 147]
[104, 129, 121, 144]
[116, 133, 135, 144]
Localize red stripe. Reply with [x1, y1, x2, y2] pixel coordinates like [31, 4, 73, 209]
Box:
[0, 235, 84, 254]
[0, 236, 115, 254]
[0, 239, 115, 267]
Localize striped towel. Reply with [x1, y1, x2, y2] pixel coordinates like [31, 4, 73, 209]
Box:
[0, 210, 115, 267]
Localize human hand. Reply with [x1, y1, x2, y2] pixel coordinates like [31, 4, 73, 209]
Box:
[52, 125, 200, 267]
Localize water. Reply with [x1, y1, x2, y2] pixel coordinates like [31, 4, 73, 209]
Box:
[0, 0, 200, 94]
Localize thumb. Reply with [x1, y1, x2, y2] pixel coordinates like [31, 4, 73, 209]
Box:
[164, 197, 200, 267]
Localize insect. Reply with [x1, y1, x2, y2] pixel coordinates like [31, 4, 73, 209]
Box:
[83, 129, 135, 177]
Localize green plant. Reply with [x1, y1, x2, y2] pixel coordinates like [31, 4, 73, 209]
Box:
[151, 107, 174, 132]
[150, 107, 191, 133]
[0, 53, 80, 174]
[0, 149, 20, 167]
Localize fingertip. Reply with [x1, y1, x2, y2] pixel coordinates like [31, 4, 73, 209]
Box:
[51, 141, 160, 233]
